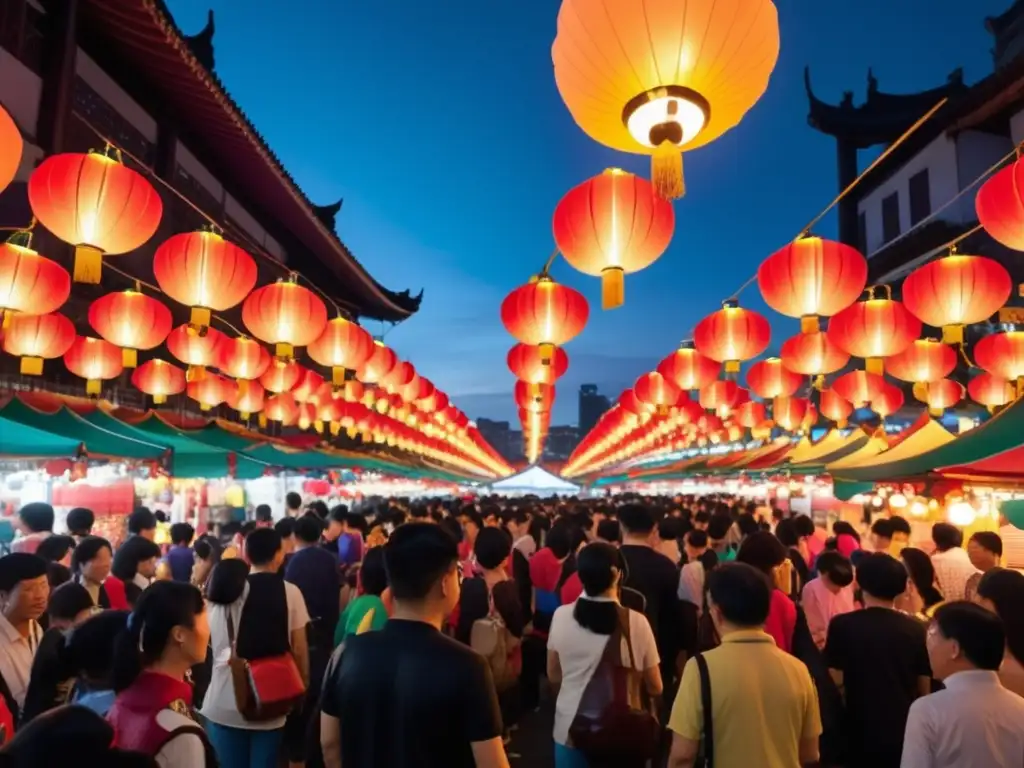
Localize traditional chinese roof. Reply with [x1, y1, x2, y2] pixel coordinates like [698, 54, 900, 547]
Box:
[78, 0, 422, 322]
[987, 0, 1024, 69]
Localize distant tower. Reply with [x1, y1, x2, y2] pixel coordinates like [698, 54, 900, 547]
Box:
[578, 384, 610, 438]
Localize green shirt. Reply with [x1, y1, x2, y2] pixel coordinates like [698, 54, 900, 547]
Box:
[335, 594, 388, 646]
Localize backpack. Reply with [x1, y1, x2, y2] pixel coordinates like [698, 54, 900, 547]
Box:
[470, 590, 521, 692]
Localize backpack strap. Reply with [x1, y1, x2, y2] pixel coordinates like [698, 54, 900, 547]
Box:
[695, 653, 714, 767]
[615, 605, 638, 670]
[156, 724, 217, 768]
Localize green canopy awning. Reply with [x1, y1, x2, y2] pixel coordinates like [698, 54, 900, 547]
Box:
[0, 408, 83, 458]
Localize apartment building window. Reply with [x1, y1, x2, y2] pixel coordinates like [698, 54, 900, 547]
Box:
[0, 0, 45, 75]
[882, 192, 900, 243]
[909, 169, 931, 226]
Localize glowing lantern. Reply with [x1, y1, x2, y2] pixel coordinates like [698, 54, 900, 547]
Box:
[735, 400, 766, 429]
[780, 331, 849, 376]
[264, 392, 298, 425]
[872, 382, 905, 419]
[229, 379, 265, 419]
[307, 317, 374, 386]
[746, 358, 802, 399]
[693, 300, 770, 373]
[217, 336, 270, 391]
[507, 343, 569, 385]
[820, 388, 853, 427]
[975, 331, 1024, 391]
[975, 157, 1024, 250]
[381, 361, 416, 396]
[758, 236, 868, 332]
[187, 374, 233, 411]
[914, 378, 963, 417]
[0, 240, 71, 323]
[166, 324, 225, 381]
[63, 336, 123, 395]
[699, 380, 741, 412]
[657, 343, 720, 391]
[633, 372, 681, 415]
[501, 276, 589, 363]
[241, 277, 328, 359]
[885, 339, 956, 384]
[27, 151, 162, 283]
[88, 290, 172, 368]
[832, 371, 885, 408]
[551, 0, 780, 199]
[358, 341, 398, 384]
[0, 103, 21, 194]
[260, 358, 301, 393]
[773, 396, 810, 432]
[515, 380, 555, 414]
[901, 255, 1011, 343]
[968, 372, 1016, 410]
[827, 298, 921, 375]
[296, 402, 317, 431]
[131, 359, 186, 404]
[552, 168, 674, 309]
[153, 230, 257, 329]
[1, 312, 75, 375]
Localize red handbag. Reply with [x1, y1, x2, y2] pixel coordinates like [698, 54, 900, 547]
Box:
[226, 613, 305, 721]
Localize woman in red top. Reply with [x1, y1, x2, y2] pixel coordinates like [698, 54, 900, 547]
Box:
[737, 532, 797, 653]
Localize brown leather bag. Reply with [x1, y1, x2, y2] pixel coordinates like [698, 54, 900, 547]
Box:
[226, 612, 305, 722]
[567, 605, 660, 764]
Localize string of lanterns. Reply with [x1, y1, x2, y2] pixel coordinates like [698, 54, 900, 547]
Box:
[0, 103, 510, 479]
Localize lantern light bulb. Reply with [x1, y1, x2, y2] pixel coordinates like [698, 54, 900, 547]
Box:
[947, 501, 976, 527]
[624, 88, 709, 149]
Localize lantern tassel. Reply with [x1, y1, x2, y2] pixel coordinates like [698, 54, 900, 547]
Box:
[258, 413, 268, 428]
[346, 426, 359, 439]
[332, 366, 346, 387]
[651, 142, 684, 200]
[20, 357, 43, 376]
[1, 310, 9, 329]
[275, 342, 294, 359]
[538, 342, 555, 365]
[942, 325, 964, 344]
[73, 246, 103, 284]
[122, 348, 137, 368]
[86, 379, 101, 396]
[601, 267, 625, 310]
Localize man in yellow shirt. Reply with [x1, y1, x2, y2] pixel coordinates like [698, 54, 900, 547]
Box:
[668, 563, 821, 768]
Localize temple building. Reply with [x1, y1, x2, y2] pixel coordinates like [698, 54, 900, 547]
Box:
[806, 0, 1024, 287]
[0, 0, 421, 323]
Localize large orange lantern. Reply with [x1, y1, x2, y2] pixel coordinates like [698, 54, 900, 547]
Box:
[693, 300, 770, 373]
[307, 317, 374, 386]
[885, 339, 956, 384]
[131, 359, 186, 404]
[758, 236, 867, 332]
[832, 371, 885, 408]
[187, 374, 233, 411]
[746, 357, 802, 399]
[229, 379, 265, 419]
[699, 380, 742, 412]
[914, 378, 963, 417]
[217, 336, 271, 385]
[1, 312, 75, 375]
[827, 298, 921, 374]
[264, 392, 298, 425]
[515, 380, 555, 414]
[260, 358, 301, 394]
[0, 103, 21, 195]
[552, 168, 674, 309]
[508, 343, 569, 384]
[820, 388, 853, 427]
[153, 230, 257, 329]
[241, 277, 328, 359]
[872, 382, 905, 419]
[88, 290, 173, 368]
[551, 0, 780, 199]
[27, 151, 163, 283]
[166, 324, 225, 381]
[501, 276, 589, 363]
[381, 361, 416, 396]
[633, 372, 681, 415]
[292, 368, 326, 403]
[779, 331, 849, 376]
[358, 341, 398, 385]
[773, 396, 810, 432]
[968, 372, 1016, 410]
[975, 331, 1024, 390]
[0, 240, 71, 322]
[901, 255, 1011, 343]
[63, 336, 124, 394]
[735, 400, 766, 429]
[657, 343, 720, 391]
[976, 157, 1024, 250]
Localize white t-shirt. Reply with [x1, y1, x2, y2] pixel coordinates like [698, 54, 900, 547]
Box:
[154, 709, 206, 767]
[547, 597, 660, 745]
[200, 580, 310, 730]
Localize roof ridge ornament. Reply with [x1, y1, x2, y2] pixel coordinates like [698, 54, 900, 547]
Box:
[184, 10, 216, 72]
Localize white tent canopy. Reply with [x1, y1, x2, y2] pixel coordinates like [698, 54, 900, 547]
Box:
[490, 465, 580, 496]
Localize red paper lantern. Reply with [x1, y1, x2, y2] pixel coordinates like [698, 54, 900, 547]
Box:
[187, 374, 233, 411]
[260, 358, 301, 394]
[968, 372, 1016, 410]
[975, 331, 1024, 387]
[693, 300, 770, 373]
[872, 382, 905, 419]
[735, 400, 766, 429]
[292, 368, 326, 403]
[27, 151, 162, 283]
[88, 290, 173, 368]
[507, 343, 569, 385]
[976, 157, 1024, 250]
[515, 381, 555, 414]
[779, 331, 849, 376]
[501, 276, 589, 362]
[264, 392, 298, 425]
[699, 380, 741, 412]
[1, 312, 75, 375]
[296, 402, 317, 431]
[153, 230, 257, 328]
[358, 342, 398, 384]
[552, 168, 674, 309]
[820, 388, 853, 427]
[0, 241, 71, 321]
[0, 103, 21, 195]
[64, 336, 124, 395]
[656, 344, 720, 391]
[217, 336, 271, 382]
[832, 370, 885, 408]
[131, 359, 186, 404]
[166, 324, 226, 381]
[633, 372, 681, 414]
[901, 255, 1011, 343]
[307, 317, 374, 386]
[757, 236, 867, 331]
[885, 339, 956, 384]
[827, 298, 921, 374]
[229, 379, 265, 418]
[746, 357, 802, 399]
[773, 396, 810, 432]
[381, 361, 416, 395]
[914, 378, 963, 417]
[241, 277, 328, 359]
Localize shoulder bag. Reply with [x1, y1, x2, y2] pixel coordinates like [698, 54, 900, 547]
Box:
[225, 609, 305, 722]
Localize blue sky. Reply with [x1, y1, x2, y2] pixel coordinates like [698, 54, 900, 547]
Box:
[168, 0, 1007, 425]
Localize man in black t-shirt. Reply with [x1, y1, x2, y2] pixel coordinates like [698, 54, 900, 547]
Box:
[320, 523, 508, 768]
[826, 552, 931, 768]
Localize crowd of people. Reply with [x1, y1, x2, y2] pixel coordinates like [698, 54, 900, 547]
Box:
[0, 492, 1021, 767]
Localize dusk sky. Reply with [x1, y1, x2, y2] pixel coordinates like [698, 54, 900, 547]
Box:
[168, 0, 1007, 425]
